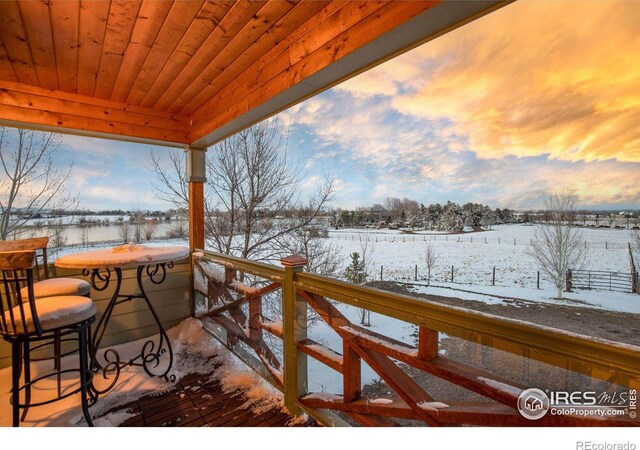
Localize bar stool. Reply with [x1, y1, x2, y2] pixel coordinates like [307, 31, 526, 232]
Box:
[0, 250, 96, 426]
[0, 237, 92, 396]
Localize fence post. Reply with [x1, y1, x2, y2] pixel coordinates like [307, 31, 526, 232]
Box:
[380, 265, 383, 281]
[566, 269, 573, 292]
[537, 271, 540, 289]
[492, 267, 496, 286]
[606, 241, 608, 250]
[415, 264, 418, 281]
[451, 265, 454, 283]
[280, 255, 308, 416]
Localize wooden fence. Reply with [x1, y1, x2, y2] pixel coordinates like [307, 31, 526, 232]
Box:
[193, 250, 640, 427]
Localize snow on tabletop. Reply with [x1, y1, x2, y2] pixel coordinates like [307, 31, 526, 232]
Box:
[55, 245, 189, 269]
[417, 401, 449, 412]
[0, 317, 286, 427]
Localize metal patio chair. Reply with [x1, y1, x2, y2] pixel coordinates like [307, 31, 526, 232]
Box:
[0, 250, 96, 426]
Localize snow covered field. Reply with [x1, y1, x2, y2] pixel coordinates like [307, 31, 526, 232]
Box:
[327, 224, 639, 313]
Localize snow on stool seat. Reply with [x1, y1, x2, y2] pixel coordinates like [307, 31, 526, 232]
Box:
[20, 277, 91, 299]
[7, 295, 97, 334]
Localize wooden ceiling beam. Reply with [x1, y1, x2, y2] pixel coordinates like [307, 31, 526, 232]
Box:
[146, 1, 266, 110]
[0, 36, 18, 83]
[94, 1, 142, 99]
[17, 1, 59, 90]
[110, 0, 174, 103]
[176, 0, 333, 116]
[77, 1, 110, 97]
[0, 1, 38, 86]
[126, 1, 210, 106]
[0, 80, 189, 146]
[49, 1, 80, 93]
[164, 0, 299, 113]
[133, 1, 235, 109]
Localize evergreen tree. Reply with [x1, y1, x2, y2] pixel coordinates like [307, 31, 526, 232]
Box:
[344, 252, 367, 284]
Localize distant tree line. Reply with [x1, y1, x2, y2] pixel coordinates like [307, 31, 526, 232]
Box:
[332, 197, 516, 232]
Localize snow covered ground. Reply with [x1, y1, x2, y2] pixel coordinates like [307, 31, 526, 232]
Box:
[408, 282, 640, 315]
[328, 224, 638, 300]
[0, 318, 283, 427]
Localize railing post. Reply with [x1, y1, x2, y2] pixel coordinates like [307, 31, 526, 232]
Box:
[280, 255, 308, 416]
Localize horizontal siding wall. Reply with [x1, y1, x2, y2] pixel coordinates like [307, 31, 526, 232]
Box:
[0, 259, 192, 368]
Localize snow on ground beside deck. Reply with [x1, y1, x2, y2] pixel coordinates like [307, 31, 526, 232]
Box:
[408, 283, 640, 315]
[0, 318, 283, 427]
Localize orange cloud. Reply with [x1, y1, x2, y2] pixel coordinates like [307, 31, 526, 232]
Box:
[345, 1, 640, 163]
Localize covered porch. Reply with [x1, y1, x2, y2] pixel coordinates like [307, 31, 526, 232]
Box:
[0, 0, 639, 427]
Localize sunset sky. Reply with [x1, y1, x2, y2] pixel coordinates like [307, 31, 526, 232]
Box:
[7, 0, 640, 211]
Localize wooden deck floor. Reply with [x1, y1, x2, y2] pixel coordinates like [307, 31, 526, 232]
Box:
[99, 370, 312, 427]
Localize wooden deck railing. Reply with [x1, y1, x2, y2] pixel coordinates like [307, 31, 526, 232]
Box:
[192, 250, 640, 427]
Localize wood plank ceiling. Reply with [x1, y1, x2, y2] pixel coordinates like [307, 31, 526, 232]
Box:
[0, 0, 508, 148]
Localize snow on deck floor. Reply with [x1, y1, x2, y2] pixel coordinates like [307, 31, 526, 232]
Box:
[0, 318, 286, 427]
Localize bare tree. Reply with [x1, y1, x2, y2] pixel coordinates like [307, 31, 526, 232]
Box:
[143, 219, 158, 241]
[47, 218, 68, 259]
[149, 151, 188, 208]
[118, 219, 133, 244]
[529, 193, 586, 299]
[149, 118, 334, 262]
[131, 209, 145, 242]
[424, 241, 438, 286]
[166, 213, 188, 239]
[0, 127, 78, 240]
[276, 226, 340, 277]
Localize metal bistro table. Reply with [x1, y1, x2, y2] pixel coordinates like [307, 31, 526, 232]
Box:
[55, 244, 189, 396]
